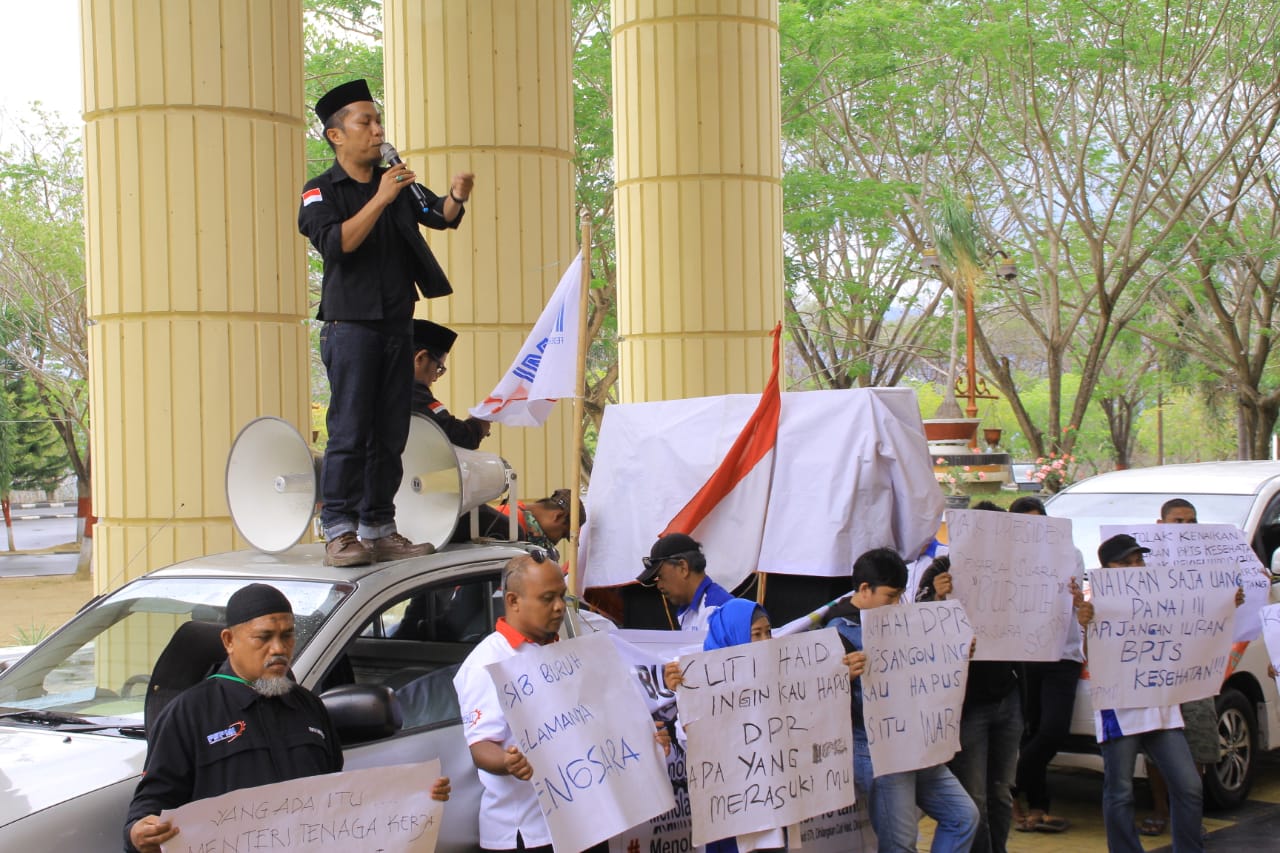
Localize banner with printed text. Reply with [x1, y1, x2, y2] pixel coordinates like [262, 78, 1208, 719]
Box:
[860, 601, 974, 777]
[159, 759, 443, 853]
[947, 510, 1078, 661]
[1084, 566, 1237, 709]
[675, 629, 855, 847]
[1100, 523, 1269, 642]
[485, 631, 674, 852]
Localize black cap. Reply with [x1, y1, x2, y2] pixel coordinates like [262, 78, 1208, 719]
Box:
[637, 533, 702, 584]
[1098, 533, 1151, 567]
[413, 319, 458, 357]
[315, 79, 374, 124]
[225, 583, 293, 628]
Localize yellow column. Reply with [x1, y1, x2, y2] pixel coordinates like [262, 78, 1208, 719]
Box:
[384, 0, 576, 500]
[82, 0, 308, 592]
[613, 0, 783, 401]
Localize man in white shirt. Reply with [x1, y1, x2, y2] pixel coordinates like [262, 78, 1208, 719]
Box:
[635, 533, 732, 632]
[455, 551, 669, 853]
[454, 553, 565, 853]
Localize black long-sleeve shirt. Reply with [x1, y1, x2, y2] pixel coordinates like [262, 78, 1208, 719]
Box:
[412, 381, 487, 449]
[298, 161, 463, 322]
[123, 662, 342, 852]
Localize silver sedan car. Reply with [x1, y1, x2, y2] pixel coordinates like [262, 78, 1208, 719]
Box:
[0, 542, 529, 852]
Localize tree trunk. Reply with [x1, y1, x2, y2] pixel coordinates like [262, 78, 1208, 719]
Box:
[1241, 396, 1280, 461]
[2, 497, 13, 552]
[75, 477, 93, 580]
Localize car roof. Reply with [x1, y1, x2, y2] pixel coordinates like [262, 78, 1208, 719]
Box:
[138, 541, 528, 585]
[1062, 460, 1280, 497]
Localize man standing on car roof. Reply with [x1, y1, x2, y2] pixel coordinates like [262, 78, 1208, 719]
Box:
[298, 78, 475, 568]
[124, 583, 448, 853]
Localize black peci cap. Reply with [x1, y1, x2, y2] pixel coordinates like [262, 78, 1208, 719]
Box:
[413, 319, 459, 357]
[315, 79, 374, 124]
[225, 583, 293, 628]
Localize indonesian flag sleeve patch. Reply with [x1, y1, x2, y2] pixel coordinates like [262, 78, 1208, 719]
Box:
[301, 187, 323, 207]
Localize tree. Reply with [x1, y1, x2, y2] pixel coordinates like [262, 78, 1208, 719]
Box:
[4, 375, 68, 495]
[572, 0, 619, 478]
[0, 111, 89, 533]
[779, 0, 1280, 461]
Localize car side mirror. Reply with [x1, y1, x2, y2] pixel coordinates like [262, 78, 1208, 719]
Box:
[320, 683, 403, 745]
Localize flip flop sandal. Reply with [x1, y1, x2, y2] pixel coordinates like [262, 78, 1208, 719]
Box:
[1034, 816, 1070, 833]
[1138, 817, 1167, 836]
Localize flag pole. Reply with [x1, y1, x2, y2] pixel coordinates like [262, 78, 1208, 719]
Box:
[566, 210, 592, 597]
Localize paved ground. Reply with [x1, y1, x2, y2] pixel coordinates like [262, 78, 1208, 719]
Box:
[916, 751, 1280, 851]
[0, 514, 78, 578]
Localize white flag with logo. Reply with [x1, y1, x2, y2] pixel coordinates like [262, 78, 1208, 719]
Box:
[470, 252, 582, 426]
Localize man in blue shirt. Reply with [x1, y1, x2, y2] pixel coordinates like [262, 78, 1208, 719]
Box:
[635, 533, 731, 632]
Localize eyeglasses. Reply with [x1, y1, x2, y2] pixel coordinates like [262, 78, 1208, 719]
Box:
[530, 545, 561, 565]
[640, 552, 688, 572]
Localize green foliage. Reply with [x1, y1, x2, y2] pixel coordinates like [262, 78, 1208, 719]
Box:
[10, 622, 52, 646]
[4, 375, 68, 493]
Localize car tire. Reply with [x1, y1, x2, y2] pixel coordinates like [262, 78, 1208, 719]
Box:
[1205, 687, 1256, 809]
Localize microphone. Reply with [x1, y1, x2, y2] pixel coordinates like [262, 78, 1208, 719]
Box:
[380, 142, 432, 213]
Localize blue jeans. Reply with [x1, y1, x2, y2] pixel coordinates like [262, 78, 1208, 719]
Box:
[855, 731, 979, 852]
[1100, 727, 1202, 853]
[948, 690, 1022, 853]
[319, 321, 413, 538]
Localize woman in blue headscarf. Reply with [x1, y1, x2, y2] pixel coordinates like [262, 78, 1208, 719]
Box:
[703, 598, 772, 651]
[666, 598, 783, 853]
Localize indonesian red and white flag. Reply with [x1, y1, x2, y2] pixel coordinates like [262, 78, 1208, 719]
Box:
[660, 324, 783, 569]
[469, 252, 582, 426]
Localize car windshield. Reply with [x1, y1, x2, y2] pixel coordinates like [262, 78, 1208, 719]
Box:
[1045, 492, 1255, 567]
[0, 577, 351, 725]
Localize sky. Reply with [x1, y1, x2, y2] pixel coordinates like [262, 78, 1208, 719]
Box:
[0, 0, 84, 140]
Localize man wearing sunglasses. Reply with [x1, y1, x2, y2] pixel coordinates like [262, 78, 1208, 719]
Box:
[635, 533, 732, 632]
[411, 319, 491, 450]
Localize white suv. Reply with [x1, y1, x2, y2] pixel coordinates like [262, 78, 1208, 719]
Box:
[1045, 460, 1280, 808]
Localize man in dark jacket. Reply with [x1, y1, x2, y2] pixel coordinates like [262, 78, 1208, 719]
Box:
[411, 318, 491, 449]
[123, 584, 343, 852]
[298, 78, 475, 567]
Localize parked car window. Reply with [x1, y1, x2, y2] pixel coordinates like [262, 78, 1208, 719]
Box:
[0, 578, 351, 722]
[332, 573, 502, 731]
[1252, 492, 1280, 569]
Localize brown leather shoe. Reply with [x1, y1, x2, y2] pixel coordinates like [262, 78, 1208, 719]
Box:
[368, 532, 435, 562]
[324, 531, 372, 567]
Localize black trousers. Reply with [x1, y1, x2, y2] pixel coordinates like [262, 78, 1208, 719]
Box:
[1015, 658, 1083, 812]
[319, 321, 413, 537]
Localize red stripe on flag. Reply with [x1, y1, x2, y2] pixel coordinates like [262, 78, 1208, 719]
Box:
[661, 323, 783, 535]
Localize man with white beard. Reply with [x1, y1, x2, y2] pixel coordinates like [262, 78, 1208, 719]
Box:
[124, 584, 452, 853]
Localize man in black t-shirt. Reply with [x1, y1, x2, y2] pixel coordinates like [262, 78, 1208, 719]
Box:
[298, 79, 476, 567]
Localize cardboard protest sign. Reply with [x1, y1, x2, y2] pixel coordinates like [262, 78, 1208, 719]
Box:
[160, 759, 443, 853]
[604, 629, 698, 852]
[947, 510, 1077, 661]
[1261, 604, 1280, 697]
[794, 801, 878, 853]
[486, 631, 674, 852]
[607, 737, 694, 853]
[1101, 523, 1269, 641]
[675, 629, 854, 847]
[860, 601, 973, 776]
[1084, 566, 1237, 709]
